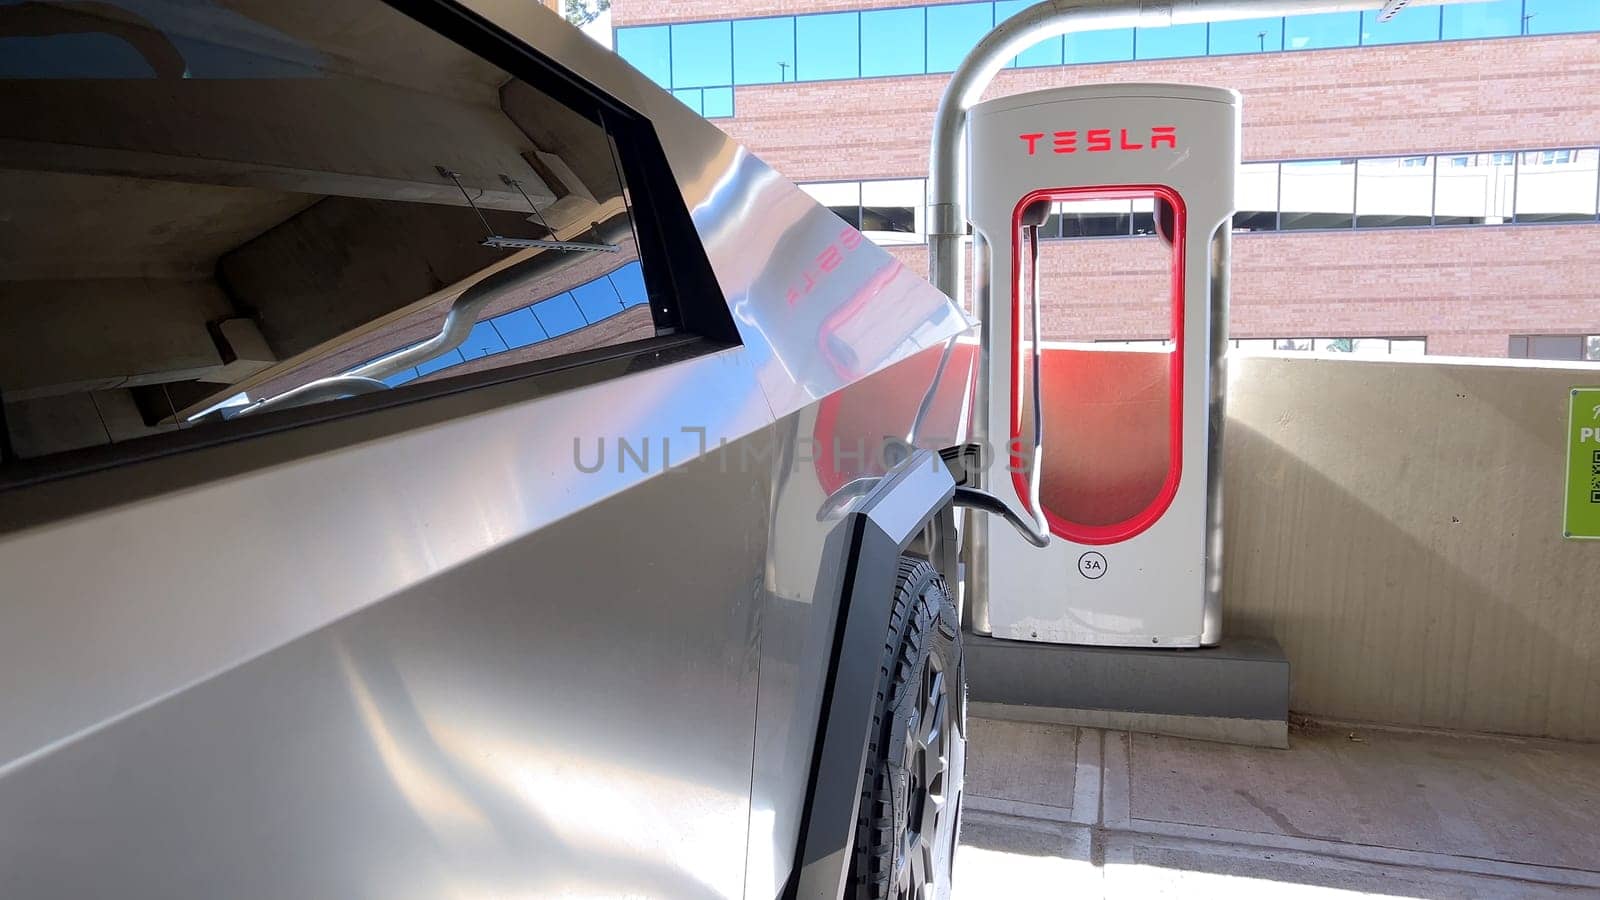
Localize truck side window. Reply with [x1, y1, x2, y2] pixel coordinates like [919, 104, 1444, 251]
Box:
[0, 0, 721, 469]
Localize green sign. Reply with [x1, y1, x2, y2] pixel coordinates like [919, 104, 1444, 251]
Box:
[1567, 387, 1600, 540]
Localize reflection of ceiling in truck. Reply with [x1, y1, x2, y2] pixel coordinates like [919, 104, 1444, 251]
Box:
[0, 170, 317, 281]
[0, 0, 643, 458]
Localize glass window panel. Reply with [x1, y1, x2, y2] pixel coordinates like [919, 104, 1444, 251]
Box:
[702, 86, 733, 118]
[458, 320, 508, 361]
[1434, 152, 1515, 224]
[1275, 338, 1312, 352]
[1442, 0, 1522, 39]
[672, 88, 702, 115]
[862, 7, 926, 77]
[800, 181, 862, 228]
[1349, 338, 1392, 355]
[1235, 339, 1277, 352]
[1515, 149, 1599, 222]
[796, 12, 859, 81]
[1058, 198, 1132, 237]
[609, 261, 649, 308]
[1234, 163, 1279, 231]
[1356, 156, 1434, 228]
[415, 347, 464, 377]
[1528, 335, 1584, 360]
[1065, 28, 1134, 63]
[531, 293, 589, 338]
[996, 0, 1064, 67]
[861, 179, 925, 244]
[1360, 7, 1441, 45]
[1390, 339, 1427, 357]
[380, 368, 419, 388]
[571, 277, 626, 323]
[927, 2, 994, 73]
[1314, 338, 1356, 353]
[1587, 336, 1600, 361]
[1136, 23, 1207, 59]
[1131, 198, 1156, 235]
[732, 17, 796, 85]
[1284, 12, 1359, 50]
[490, 308, 547, 349]
[670, 21, 732, 89]
[615, 25, 672, 88]
[1279, 159, 1355, 230]
[1524, 0, 1600, 35]
[1208, 18, 1284, 54]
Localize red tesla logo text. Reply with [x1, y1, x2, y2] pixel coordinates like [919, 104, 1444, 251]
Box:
[787, 227, 864, 307]
[1018, 126, 1177, 155]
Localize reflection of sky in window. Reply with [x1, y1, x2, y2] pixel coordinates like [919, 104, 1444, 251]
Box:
[1361, 7, 1440, 45]
[571, 278, 624, 322]
[670, 20, 731, 88]
[1209, 18, 1284, 54]
[1065, 29, 1134, 64]
[1525, 0, 1600, 35]
[532, 293, 588, 338]
[459, 320, 507, 360]
[796, 12, 859, 81]
[610, 261, 649, 308]
[382, 368, 419, 387]
[616, 25, 671, 88]
[1136, 23, 1207, 59]
[1443, 0, 1521, 39]
[996, 0, 1063, 67]
[491, 307, 546, 348]
[861, 7, 925, 77]
[703, 86, 733, 118]
[927, 2, 992, 73]
[416, 348, 464, 376]
[1285, 12, 1359, 49]
[732, 17, 795, 85]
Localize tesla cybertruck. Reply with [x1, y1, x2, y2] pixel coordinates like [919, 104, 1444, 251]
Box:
[0, 0, 981, 897]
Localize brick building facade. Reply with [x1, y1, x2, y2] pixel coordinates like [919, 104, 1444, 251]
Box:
[613, 0, 1600, 359]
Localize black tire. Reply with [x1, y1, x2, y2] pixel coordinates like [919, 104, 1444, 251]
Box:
[851, 557, 966, 900]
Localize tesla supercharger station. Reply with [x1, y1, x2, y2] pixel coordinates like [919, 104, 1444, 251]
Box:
[969, 84, 1238, 648]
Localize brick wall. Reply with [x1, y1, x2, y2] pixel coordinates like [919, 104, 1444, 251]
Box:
[718, 34, 1600, 181]
[886, 224, 1600, 355]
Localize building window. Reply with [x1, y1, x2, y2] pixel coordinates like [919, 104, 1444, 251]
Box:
[615, 24, 671, 89]
[996, 0, 1064, 67]
[1208, 17, 1285, 54]
[1136, 23, 1207, 59]
[1443, 0, 1523, 39]
[799, 181, 863, 228]
[1234, 163, 1280, 231]
[1435, 152, 1515, 224]
[1523, 0, 1600, 35]
[1360, 6, 1442, 45]
[1232, 338, 1427, 356]
[1284, 11, 1360, 49]
[1065, 28, 1135, 63]
[795, 12, 860, 82]
[1356, 156, 1434, 228]
[861, 179, 926, 244]
[862, 7, 926, 77]
[669, 20, 732, 89]
[926, 2, 994, 73]
[1279, 159, 1356, 230]
[732, 17, 796, 85]
[1516, 149, 1599, 223]
[1509, 334, 1600, 361]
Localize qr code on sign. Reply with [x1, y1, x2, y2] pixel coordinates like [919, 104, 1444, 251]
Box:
[1593, 449, 1600, 503]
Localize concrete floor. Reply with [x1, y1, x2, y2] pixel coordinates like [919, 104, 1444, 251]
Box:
[956, 717, 1600, 898]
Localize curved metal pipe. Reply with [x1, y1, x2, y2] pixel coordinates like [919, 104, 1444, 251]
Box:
[241, 375, 388, 415]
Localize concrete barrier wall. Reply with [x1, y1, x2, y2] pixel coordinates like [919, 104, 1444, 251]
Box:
[1223, 354, 1600, 742]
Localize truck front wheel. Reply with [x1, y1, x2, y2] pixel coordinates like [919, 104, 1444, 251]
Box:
[851, 557, 966, 900]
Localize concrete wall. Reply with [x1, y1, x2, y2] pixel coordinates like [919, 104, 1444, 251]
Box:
[1223, 353, 1600, 741]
